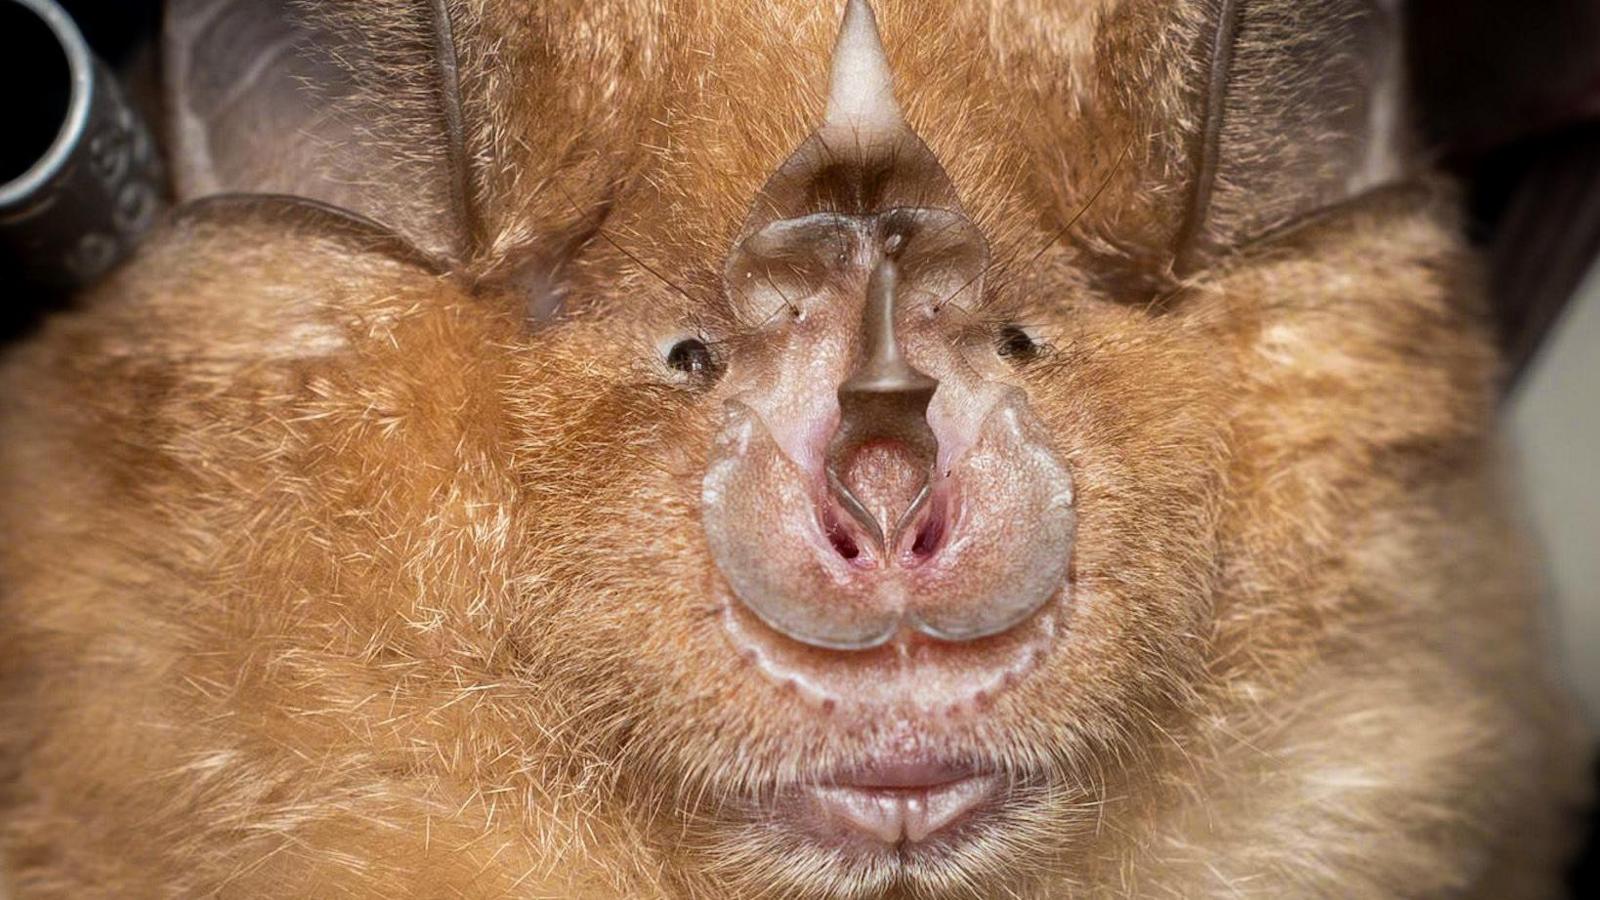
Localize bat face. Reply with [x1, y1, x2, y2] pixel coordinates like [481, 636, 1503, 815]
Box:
[0, 1, 1584, 897]
[523, 8, 1231, 890]
[452, 2, 1247, 890]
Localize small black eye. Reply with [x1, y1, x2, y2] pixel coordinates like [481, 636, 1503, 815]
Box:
[667, 338, 717, 380]
[997, 325, 1039, 362]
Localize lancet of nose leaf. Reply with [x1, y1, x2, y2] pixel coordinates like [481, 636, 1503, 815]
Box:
[826, 257, 939, 549]
[825, 0, 904, 134]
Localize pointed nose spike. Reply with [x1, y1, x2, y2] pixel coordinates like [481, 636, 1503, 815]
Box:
[825, 0, 903, 134]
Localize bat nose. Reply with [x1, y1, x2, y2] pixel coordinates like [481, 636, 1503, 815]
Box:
[706, 393, 1074, 657]
[703, 224, 1076, 654]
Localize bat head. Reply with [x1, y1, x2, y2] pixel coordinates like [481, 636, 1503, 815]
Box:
[27, 0, 1498, 894]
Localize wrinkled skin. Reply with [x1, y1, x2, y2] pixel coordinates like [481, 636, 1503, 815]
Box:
[0, 0, 1589, 897]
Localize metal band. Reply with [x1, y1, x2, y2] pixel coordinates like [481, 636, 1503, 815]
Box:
[0, 0, 165, 289]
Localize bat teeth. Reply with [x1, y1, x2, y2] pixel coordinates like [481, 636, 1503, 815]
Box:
[824, 0, 903, 134]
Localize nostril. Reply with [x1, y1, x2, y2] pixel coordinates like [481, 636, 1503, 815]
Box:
[821, 498, 873, 564]
[910, 515, 942, 560]
[827, 518, 861, 561]
[898, 484, 948, 564]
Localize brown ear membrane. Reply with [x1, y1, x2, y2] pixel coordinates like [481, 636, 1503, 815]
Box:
[163, 0, 477, 263]
[1174, 0, 1409, 273]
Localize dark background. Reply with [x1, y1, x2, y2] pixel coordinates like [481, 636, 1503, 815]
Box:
[3, 1, 1597, 893]
[1, 0, 162, 342]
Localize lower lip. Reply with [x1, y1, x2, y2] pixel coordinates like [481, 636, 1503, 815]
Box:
[795, 772, 1002, 846]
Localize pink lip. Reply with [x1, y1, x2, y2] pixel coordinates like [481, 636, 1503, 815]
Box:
[795, 762, 1000, 845]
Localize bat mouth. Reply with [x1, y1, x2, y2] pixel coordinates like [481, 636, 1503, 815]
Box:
[774, 758, 1015, 851]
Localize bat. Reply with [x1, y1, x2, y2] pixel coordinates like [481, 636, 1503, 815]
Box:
[0, 0, 1586, 896]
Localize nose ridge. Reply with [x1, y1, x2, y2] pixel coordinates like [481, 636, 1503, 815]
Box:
[825, 257, 939, 553]
[707, 213, 1076, 657]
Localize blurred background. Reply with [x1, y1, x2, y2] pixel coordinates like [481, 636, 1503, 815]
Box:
[1514, 249, 1600, 894]
[2, 0, 1598, 893]
[1514, 252, 1600, 895]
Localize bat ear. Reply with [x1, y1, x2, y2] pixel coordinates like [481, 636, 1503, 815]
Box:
[1175, 0, 1409, 273]
[163, 0, 476, 263]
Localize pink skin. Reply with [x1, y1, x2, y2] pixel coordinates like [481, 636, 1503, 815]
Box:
[704, 260, 1076, 647]
[702, 259, 1077, 842]
[802, 769, 1003, 847]
[762, 733, 1031, 851]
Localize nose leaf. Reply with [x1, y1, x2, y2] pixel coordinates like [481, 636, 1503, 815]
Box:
[702, 388, 1076, 652]
[700, 0, 1076, 653]
[825, 0, 903, 134]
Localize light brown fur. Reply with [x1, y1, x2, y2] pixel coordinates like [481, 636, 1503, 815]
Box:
[0, 1, 1588, 897]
